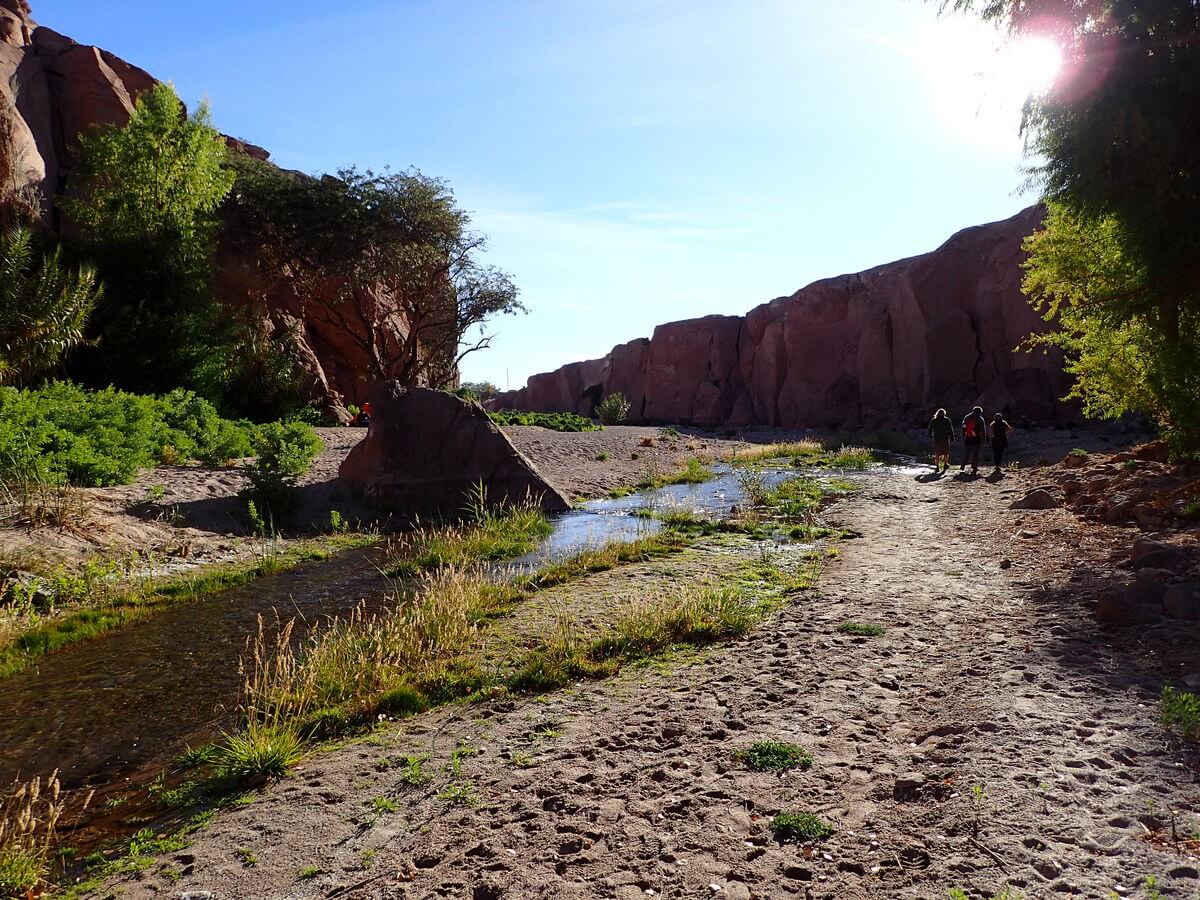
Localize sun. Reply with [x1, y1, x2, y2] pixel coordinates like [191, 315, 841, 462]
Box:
[998, 35, 1064, 101]
[914, 18, 1065, 147]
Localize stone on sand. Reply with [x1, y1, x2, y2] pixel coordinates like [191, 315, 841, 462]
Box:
[339, 383, 571, 519]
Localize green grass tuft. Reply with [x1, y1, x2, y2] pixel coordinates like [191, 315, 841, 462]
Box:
[735, 740, 812, 773]
[215, 725, 304, 781]
[769, 811, 835, 842]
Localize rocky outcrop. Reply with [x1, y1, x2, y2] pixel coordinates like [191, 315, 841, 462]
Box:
[339, 383, 571, 519]
[0, 4, 406, 411]
[493, 206, 1072, 429]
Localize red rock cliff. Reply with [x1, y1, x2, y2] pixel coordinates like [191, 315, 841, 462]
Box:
[0, 2, 409, 411]
[492, 205, 1070, 429]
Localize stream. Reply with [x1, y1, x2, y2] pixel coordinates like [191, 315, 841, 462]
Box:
[0, 460, 886, 856]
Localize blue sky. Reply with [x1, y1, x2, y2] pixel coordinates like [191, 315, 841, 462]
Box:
[36, 0, 1046, 389]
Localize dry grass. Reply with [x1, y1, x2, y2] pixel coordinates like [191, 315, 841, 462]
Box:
[0, 772, 90, 896]
[726, 440, 824, 464]
[227, 567, 498, 751]
[0, 476, 91, 532]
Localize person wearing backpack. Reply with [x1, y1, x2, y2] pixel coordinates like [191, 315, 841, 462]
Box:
[990, 412, 1013, 472]
[960, 406, 988, 475]
[927, 408, 955, 473]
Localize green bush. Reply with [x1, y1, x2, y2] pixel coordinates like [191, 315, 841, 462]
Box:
[0, 383, 264, 488]
[596, 392, 631, 425]
[488, 409, 600, 432]
[243, 421, 323, 516]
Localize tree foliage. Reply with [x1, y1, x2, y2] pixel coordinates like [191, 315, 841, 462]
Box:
[0, 227, 103, 386]
[224, 156, 522, 391]
[945, 0, 1200, 451]
[64, 82, 236, 396]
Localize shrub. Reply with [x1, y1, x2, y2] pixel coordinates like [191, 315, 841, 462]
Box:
[488, 410, 599, 432]
[769, 811, 834, 842]
[0, 383, 258, 488]
[596, 392, 631, 425]
[242, 421, 323, 517]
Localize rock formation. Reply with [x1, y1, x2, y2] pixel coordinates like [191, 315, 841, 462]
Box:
[0, 2, 411, 411]
[339, 383, 571, 519]
[492, 206, 1072, 429]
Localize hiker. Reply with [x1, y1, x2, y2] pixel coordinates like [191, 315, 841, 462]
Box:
[350, 401, 372, 428]
[960, 405, 988, 475]
[990, 412, 1012, 471]
[927, 408, 954, 472]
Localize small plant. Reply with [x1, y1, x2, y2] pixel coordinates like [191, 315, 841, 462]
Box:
[837, 621, 886, 637]
[948, 889, 1024, 900]
[329, 509, 347, 534]
[595, 451, 610, 462]
[398, 755, 431, 786]
[1180, 496, 1200, 521]
[371, 796, 399, 814]
[970, 783, 989, 837]
[437, 781, 479, 807]
[1143, 875, 1163, 900]
[360, 848, 377, 869]
[299, 865, 324, 879]
[661, 427, 680, 438]
[737, 466, 771, 507]
[1068, 448, 1089, 458]
[1160, 685, 1200, 741]
[735, 741, 812, 773]
[769, 811, 834, 842]
[235, 846, 258, 867]
[596, 392, 631, 425]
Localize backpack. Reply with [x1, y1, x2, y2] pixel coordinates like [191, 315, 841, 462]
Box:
[964, 418, 977, 439]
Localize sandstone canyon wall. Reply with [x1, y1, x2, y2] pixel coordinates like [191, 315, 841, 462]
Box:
[492, 205, 1071, 429]
[0, 1, 407, 410]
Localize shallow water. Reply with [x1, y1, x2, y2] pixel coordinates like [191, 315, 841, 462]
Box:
[0, 459, 869, 803]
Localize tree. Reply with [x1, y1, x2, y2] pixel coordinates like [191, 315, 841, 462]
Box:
[944, 0, 1200, 451]
[0, 227, 103, 386]
[64, 82, 236, 396]
[224, 157, 522, 392]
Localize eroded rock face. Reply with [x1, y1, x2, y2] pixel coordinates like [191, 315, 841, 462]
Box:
[492, 207, 1072, 428]
[0, 6, 405, 411]
[339, 383, 571, 519]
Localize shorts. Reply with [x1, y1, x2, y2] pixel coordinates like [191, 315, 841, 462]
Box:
[934, 439, 950, 455]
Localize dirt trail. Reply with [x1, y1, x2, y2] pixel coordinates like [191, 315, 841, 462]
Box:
[103, 467, 1200, 899]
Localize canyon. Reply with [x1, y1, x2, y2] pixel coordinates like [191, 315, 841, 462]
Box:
[492, 205, 1072, 429]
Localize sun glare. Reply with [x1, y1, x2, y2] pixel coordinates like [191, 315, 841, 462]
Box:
[914, 19, 1064, 148]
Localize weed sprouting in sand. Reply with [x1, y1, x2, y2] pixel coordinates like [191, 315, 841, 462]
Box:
[769, 811, 834, 842]
[1160, 685, 1200, 741]
[837, 621, 886, 637]
[398, 755, 431, 786]
[735, 741, 812, 773]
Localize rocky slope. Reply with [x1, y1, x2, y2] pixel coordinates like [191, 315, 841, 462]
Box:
[493, 206, 1073, 429]
[0, 0, 406, 410]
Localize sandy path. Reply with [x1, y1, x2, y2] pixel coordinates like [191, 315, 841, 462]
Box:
[102, 465, 1199, 899]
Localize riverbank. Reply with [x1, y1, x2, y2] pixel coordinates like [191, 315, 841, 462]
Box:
[90, 439, 1200, 899]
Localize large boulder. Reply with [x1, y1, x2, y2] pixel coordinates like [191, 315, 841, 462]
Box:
[339, 383, 571, 520]
[491, 206, 1073, 428]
